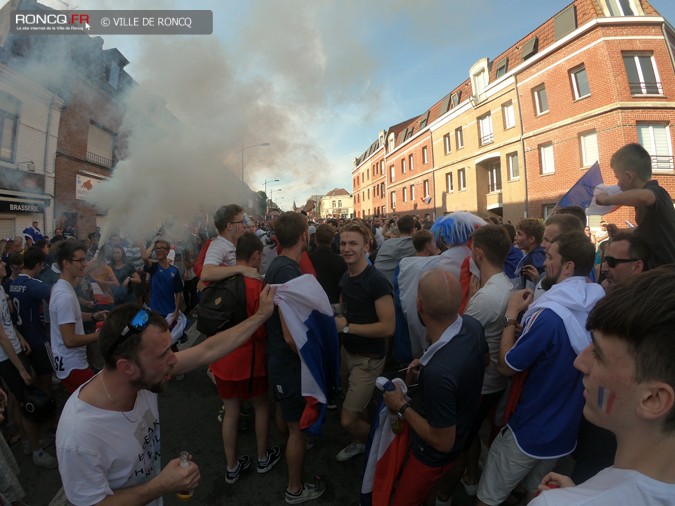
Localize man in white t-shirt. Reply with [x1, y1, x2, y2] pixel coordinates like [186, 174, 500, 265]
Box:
[532, 267, 675, 505]
[49, 240, 107, 394]
[200, 204, 261, 282]
[56, 286, 275, 505]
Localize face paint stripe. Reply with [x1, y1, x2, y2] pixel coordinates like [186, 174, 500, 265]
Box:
[606, 391, 616, 414]
[597, 385, 605, 410]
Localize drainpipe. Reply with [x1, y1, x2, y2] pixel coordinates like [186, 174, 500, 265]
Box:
[514, 76, 529, 218]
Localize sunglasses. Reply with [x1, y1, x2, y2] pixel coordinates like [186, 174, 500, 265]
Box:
[604, 256, 638, 268]
[109, 307, 152, 354]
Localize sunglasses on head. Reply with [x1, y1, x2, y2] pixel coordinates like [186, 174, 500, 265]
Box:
[604, 256, 637, 268]
[109, 307, 152, 354]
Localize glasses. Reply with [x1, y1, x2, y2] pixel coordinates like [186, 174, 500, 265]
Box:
[604, 256, 638, 268]
[70, 257, 87, 264]
[109, 307, 152, 354]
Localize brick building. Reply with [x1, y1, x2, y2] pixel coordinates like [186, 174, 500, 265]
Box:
[352, 0, 675, 227]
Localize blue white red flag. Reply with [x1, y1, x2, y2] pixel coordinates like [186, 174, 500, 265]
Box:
[360, 378, 410, 506]
[273, 274, 340, 435]
[558, 161, 603, 209]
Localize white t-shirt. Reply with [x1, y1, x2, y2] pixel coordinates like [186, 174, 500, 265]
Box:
[0, 286, 21, 362]
[464, 272, 513, 394]
[56, 379, 162, 506]
[49, 279, 87, 379]
[532, 467, 675, 506]
[204, 235, 235, 267]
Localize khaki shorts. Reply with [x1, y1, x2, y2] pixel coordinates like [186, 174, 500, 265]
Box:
[477, 426, 558, 505]
[340, 347, 385, 413]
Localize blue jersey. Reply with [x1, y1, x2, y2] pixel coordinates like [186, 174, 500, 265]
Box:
[9, 273, 51, 346]
[144, 262, 183, 316]
[504, 308, 585, 459]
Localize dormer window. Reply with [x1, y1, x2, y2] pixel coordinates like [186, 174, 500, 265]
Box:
[470, 58, 490, 101]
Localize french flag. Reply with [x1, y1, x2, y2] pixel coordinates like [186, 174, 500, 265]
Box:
[361, 378, 410, 506]
[273, 275, 340, 435]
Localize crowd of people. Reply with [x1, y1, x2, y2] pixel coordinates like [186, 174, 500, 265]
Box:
[0, 142, 674, 505]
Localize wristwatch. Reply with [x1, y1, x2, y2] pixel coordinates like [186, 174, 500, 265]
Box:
[342, 323, 350, 334]
[397, 403, 410, 420]
[502, 316, 518, 327]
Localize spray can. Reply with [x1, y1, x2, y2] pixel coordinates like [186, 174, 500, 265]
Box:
[176, 451, 193, 501]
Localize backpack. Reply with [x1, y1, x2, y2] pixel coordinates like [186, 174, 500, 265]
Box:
[196, 274, 247, 336]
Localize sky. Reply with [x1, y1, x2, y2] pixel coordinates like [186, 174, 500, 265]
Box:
[6, 0, 675, 212]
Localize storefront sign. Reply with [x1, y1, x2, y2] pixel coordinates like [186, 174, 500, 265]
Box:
[0, 200, 44, 213]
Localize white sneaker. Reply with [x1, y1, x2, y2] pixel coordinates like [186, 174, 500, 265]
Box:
[33, 450, 58, 469]
[336, 442, 365, 462]
[285, 481, 326, 504]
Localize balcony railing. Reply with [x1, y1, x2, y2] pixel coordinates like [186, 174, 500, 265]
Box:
[629, 81, 663, 95]
[86, 151, 113, 168]
[488, 181, 502, 193]
[652, 155, 674, 170]
[480, 132, 494, 146]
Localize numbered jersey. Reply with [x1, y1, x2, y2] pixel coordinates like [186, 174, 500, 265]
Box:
[0, 286, 22, 362]
[49, 279, 87, 379]
[9, 274, 51, 346]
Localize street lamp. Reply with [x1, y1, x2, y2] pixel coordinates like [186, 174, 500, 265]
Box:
[269, 188, 282, 209]
[241, 142, 271, 182]
[264, 178, 280, 214]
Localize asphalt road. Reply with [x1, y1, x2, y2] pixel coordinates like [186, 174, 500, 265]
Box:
[13, 324, 479, 506]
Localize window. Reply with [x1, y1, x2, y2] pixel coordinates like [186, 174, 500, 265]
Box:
[533, 85, 549, 115]
[606, 0, 635, 16]
[86, 123, 115, 168]
[488, 162, 502, 193]
[419, 111, 429, 129]
[332, 201, 336, 208]
[423, 180, 430, 198]
[543, 204, 557, 219]
[458, 169, 466, 191]
[507, 152, 520, 180]
[638, 123, 674, 170]
[361, 173, 364, 183]
[388, 134, 395, 152]
[367, 168, 370, 180]
[580, 131, 599, 167]
[495, 58, 509, 78]
[540, 143, 555, 174]
[473, 69, 488, 96]
[402, 187, 408, 202]
[401, 158, 406, 174]
[380, 160, 384, 175]
[446, 172, 454, 192]
[338, 200, 343, 207]
[0, 109, 18, 162]
[503, 101, 515, 129]
[423, 146, 428, 164]
[390, 165, 395, 182]
[409, 154, 414, 171]
[410, 184, 415, 201]
[623, 53, 662, 95]
[381, 182, 385, 197]
[571, 66, 591, 99]
[456, 127, 464, 149]
[108, 62, 120, 89]
[479, 113, 494, 146]
[451, 91, 461, 107]
[443, 133, 451, 154]
[391, 191, 397, 210]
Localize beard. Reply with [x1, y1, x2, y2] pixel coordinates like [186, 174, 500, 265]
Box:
[131, 365, 172, 394]
[541, 275, 556, 290]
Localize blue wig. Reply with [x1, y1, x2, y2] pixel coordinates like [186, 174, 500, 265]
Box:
[430, 212, 486, 246]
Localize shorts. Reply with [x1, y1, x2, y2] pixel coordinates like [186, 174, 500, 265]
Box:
[215, 376, 268, 401]
[268, 357, 304, 423]
[0, 354, 31, 403]
[340, 347, 385, 413]
[61, 368, 95, 394]
[26, 341, 55, 377]
[477, 426, 558, 505]
[391, 451, 457, 506]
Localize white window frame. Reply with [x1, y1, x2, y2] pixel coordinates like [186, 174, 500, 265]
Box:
[488, 161, 502, 193]
[443, 133, 451, 154]
[503, 101, 515, 129]
[409, 154, 414, 171]
[458, 168, 467, 191]
[638, 123, 674, 171]
[410, 184, 415, 201]
[605, 0, 637, 16]
[540, 143, 555, 174]
[456, 127, 464, 149]
[479, 113, 494, 146]
[623, 53, 662, 95]
[571, 66, 591, 100]
[446, 172, 454, 192]
[401, 158, 406, 174]
[423, 180, 430, 198]
[422, 146, 428, 164]
[390, 165, 395, 182]
[402, 187, 408, 202]
[533, 85, 549, 115]
[507, 152, 520, 180]
[391, 191, 397, 210]
[580, 131, 599, 167]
